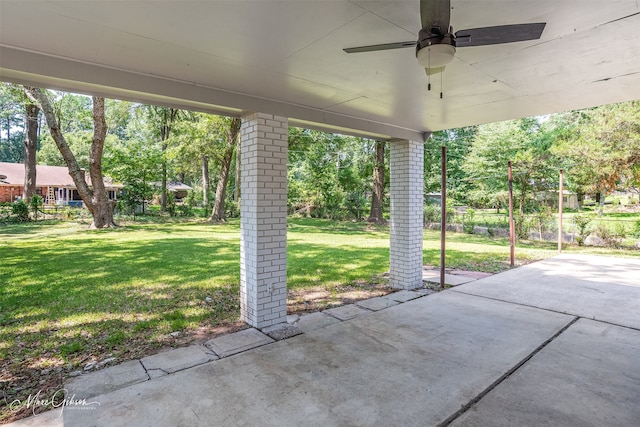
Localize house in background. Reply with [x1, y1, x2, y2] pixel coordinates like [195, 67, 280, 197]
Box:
[151, 181, 193, 204]
[0, 162, 122, 206]
[536, 189, 580, 210]
[167, 182, 192, 202]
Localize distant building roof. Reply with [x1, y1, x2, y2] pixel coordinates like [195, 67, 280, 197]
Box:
[0, 162, 122, 188]
[167, 182, 193, 192]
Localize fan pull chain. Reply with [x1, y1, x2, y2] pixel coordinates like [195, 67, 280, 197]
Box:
[428, 48, 431, 91]
[440, 70, 443, 99]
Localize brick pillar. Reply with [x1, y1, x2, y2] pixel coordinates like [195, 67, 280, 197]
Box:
[240, 113, 288, 328]
[389, 139, 424, 289]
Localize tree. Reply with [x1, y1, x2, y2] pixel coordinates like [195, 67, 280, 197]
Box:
[168, 112, 238, 214]
[145, 106, 181, 212]
[23, 87, 117, 228]
[552, 101, 640, 214]
[105, 138, 162, 215]
[0, 83, 26, 163]
[210, 117, 241, 222]
[201, 154, 210, 206]
[0, 83, 42, 202]
[463, 119, 556, 214]
[22, 100, 40, 203]
[426, 126, 476, 204]
[288, 128, 373, 220]
[367, 140, 385, 223]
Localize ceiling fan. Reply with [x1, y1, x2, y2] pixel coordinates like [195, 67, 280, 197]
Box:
[344, 0, 546, 77]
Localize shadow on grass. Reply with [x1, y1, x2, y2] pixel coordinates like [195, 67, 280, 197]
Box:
[288, 218, 389, 237]
[287, 242, 389, 288]
[0, 220, 67, 236]
[1, 236, 240, 310]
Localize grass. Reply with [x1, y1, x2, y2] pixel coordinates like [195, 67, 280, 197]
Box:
[1, 217, 638, 422]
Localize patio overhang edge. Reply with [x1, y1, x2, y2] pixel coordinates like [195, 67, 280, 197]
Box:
[0, 45, 426, 142]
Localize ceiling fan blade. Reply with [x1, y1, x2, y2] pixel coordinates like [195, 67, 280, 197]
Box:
[420, 0, 451, 33]
[455, 22, 546, 47]
[343, 41, 417, 54]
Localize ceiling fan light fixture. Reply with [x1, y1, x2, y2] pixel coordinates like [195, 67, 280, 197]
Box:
[416, 43, 455, 69]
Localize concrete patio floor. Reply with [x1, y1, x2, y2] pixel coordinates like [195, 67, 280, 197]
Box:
[9, 254, 640, 426]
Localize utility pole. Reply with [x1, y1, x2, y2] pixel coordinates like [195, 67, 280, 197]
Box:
[440, 146, 447, 290]
[508, 161, 515, 268]
[558, 169, 564, 254]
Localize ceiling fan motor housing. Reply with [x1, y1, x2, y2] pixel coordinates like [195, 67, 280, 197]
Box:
[416, 29, 456, 69]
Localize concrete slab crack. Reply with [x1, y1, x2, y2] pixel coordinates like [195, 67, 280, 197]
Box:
[438, 316, 579, 426]
[138, 360, 151, 381]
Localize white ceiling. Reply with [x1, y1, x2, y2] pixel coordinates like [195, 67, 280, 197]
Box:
[1, 0, 640, 140]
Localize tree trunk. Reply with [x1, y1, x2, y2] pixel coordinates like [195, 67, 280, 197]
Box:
[161, 150, 167, 211]
[23, 87, 116, 228]
[368, 140, 385, 223]
[202, 155, 210, 206]
[88, 97, 117, 228]
[597, 191, 605, 216]
[234, 136, 240, 201]
[23, 102, 39, 203]
[159, 108, 178, 212]
[518, 180, 528, 216]
[210, 118, 241, 222]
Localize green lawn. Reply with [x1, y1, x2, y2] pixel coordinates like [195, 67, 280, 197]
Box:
[1, 217, 638, 422]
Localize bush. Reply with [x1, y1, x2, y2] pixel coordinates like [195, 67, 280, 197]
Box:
[633, 220, 640, 238]
[225, 199, 240, 218]
[531, 206, 554, 241]
[11, 200, 30, 222]
[424, 204, 440, 223]
[592, 223, 612, 241]
[166, 192, 176, 217]
[592, 223, 626, 248]
[463, 208, 476, 234]
[63, 206, 77, 220]
[514, 213, 530, 240]
[612, 222, 628, 239]
[345, 191, 367, 221]
[30, 195, 44, 220]
[178, 204, 193, 217]
[0, 202, 13, 222]
[573, 214, 593, 246]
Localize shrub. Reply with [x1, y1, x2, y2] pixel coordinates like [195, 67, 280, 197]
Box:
[29, 195, 44, 220]
[612, 222, 628, 239]
[225, 199, 240, 218]
[178, 204, 193, 217]
[463, 208, 476, 234]
[592, 223, 612, 240]
[11, 200, 29, 222]
[513, 213, 530, 240]
[572, 214, 593, 246]
[592, 223, 626, 248]
[345, 191, 367, 221]
[0, 202, 12, 222]
[63, 206, 76, 220]
[633, 219, 640, 238]
[424, 204, 440, 223]
[166, 192, 176, 217]
[531, 206, 554, 241]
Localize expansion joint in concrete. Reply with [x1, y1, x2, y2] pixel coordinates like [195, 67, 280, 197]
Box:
[438, 316, 579, 426]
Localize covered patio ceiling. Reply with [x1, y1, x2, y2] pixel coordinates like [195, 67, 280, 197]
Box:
[1, 0, 639, 141]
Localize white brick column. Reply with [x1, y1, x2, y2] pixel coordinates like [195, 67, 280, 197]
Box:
[389, 139, 424, 289]
[240, 113, 288, 328]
